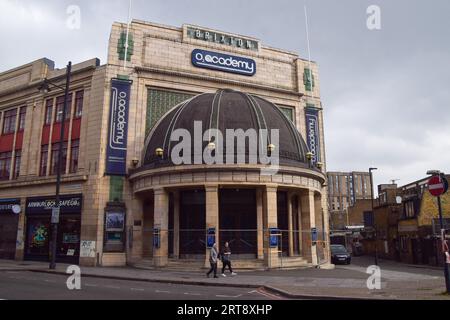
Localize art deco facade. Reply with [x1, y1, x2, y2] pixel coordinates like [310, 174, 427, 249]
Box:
[0, 20, 330, 268]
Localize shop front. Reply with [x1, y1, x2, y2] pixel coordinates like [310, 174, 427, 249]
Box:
[24, 194, 82, 264]
[0, 198, 21, 259]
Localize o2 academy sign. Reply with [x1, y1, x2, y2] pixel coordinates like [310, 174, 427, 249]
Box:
[192, 49, 256, 76]
[186, 26, 259, 51]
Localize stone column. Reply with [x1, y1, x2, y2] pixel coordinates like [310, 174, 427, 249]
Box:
[264, 185, 280, 268]
[297, 193, 303, 256]
[205, 185, 219, 267]
[153, 188, 169, 267]
[300, 190, 318, 265]
[314, 193, 323, 264]
[287, 192, 294, 257]
[173, 190, 180, 259]
[256, 188, 264, 260]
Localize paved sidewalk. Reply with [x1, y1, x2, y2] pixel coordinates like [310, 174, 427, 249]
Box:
[0, 258, 448, 300]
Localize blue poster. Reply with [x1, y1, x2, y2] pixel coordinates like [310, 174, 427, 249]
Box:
[305, 107, 321, 164]
[105, 78, 132, 175]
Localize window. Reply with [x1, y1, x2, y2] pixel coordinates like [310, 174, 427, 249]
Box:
[303, 68, 315, 91]
[54, 94, 72, 123]
[45, 99, 53, 125]
[69, 140, 79, 173]
[277, 105, 295, 123]
[404, 201, 415, 218]
[2, 109, 17, 134]
[50, 142, 68, 175]
[13, 150, 21, 179]
[146, 89, 195, 135]
[18, 107, 27, 131]
[74, 91, 84, 118]
[0, 152, 12, 180]
[39, 145, 48, 176]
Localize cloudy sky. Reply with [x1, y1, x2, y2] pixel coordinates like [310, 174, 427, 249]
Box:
[1, 0, 449, 191]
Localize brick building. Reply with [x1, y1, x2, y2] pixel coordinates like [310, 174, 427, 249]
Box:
[327, 171, 372, 230]
[0, 20, 330, 268]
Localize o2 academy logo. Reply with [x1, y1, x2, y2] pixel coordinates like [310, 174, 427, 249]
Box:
[192, 49, 256, 76]
[110, 87, 128, 150]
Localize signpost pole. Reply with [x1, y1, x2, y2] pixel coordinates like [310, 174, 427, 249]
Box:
[437, 194, 450, 293]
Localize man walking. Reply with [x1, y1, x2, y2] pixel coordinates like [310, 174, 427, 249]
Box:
[221, 241, 237, 277]
[206, 243, 219, 278]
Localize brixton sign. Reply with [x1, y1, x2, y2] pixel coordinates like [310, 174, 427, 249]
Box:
[191, 49, 256, 76]
[428, 175, 448, 197]
[186, 26, 259, 51]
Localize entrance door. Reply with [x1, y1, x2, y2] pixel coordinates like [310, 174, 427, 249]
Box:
[179, 190, 205, 258]
[0, 213, 19, 259]
[219, 188, 257, 258]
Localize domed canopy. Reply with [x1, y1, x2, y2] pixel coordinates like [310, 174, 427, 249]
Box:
[142, 89, 310, 168]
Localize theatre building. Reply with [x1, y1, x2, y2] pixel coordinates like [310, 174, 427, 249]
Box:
[0, 19, 330, 268]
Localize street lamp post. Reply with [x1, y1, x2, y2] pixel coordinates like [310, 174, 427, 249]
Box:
[39, 61, 72, 269]
[369, 167, 378, 266]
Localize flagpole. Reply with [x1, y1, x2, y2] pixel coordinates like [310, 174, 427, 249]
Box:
[304, 5, 313, 94]
[123, 0, 132, 70]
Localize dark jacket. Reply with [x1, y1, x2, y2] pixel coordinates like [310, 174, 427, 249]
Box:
[222, 246, 231, 262]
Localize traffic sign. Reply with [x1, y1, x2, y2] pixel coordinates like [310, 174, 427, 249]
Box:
[428, 176, 448, 197]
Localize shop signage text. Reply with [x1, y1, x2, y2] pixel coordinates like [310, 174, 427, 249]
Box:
[186, 26, 259, 51]
[191, 49, 256, 76]
[105, 78, 132, 175]
[26, 195, 82, 214]
[0, 198, 20, 214]
[305, 106, 321, 164]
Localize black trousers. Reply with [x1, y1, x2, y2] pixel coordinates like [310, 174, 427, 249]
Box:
[222, 260, 233, 273]
[207, 262, 217, 276]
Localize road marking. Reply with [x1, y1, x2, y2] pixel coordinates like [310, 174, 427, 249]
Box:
[215, 294, 242, 298]
[84, 284, 98, 287]
[130, 288, 145, 291]
[256, 288, 284, 300]
[183, 292, 202, 296]
[155, 290, 170, 293]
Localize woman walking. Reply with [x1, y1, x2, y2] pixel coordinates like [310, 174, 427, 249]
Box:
[221, 241, 237, 277]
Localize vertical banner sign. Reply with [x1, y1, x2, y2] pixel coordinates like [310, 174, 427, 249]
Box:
[305, 107, 321, 164]
[105, 78, 132, 175]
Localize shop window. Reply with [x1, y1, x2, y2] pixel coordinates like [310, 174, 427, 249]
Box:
[74, 90, 84, 118]
[54, 94, 72, 123]
[13, 150, 21, 179]
[25, 218, 50, 257]
[104, 204, 126, 252]
[39, 145, 48, 176]
[146, 88, 195, 135]
[50, 142, 68, 175]
[69, 140, 79, 173]
[0, 151, 12, 180]
[18, 107, 27, 131]
[44, 99, 53, 125]
[2, 109, 17, 134]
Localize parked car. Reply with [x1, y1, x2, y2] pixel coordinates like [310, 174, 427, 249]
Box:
[331, 244, 351, 265]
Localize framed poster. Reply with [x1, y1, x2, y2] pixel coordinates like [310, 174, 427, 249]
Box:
[105, 211, 125, 232]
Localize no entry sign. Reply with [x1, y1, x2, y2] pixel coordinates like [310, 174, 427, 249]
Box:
[428, 176, 449, 197]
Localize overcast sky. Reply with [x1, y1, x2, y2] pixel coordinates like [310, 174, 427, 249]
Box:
[1, 0, 449, 191]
